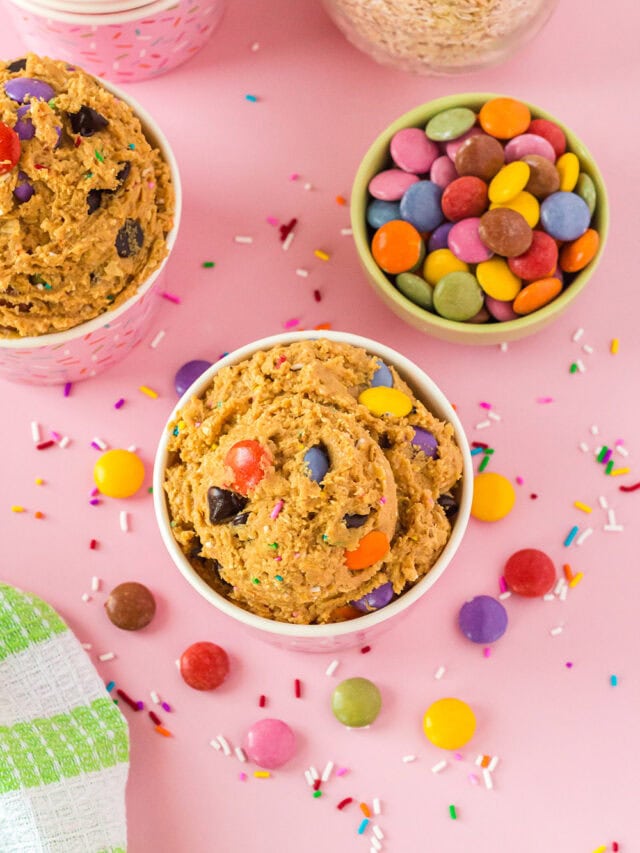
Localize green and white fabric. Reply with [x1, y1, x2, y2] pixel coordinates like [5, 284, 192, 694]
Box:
[0, 583, 129, 852]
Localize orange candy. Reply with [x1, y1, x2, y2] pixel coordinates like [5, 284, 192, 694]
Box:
[371, 220, 424, 274]
[559, 228, 599, 273]
[479, 97, 531, 140]
[330, 605, 362, 622]
[345, 530, 390, 570]
[512, 276, 562, 314]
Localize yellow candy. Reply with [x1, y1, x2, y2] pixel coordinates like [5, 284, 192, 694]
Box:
[488, 162, 530, 204]
[556, 152, 580, 192]
[476, 258, 521, 301]
[471, 471, 516, 521]
[94, 449, 145, 498]
[423, 249, 469, 286]
[490, 190, 540, 228]
[423, 698, 476, 750]
[358, 387, 413, 417]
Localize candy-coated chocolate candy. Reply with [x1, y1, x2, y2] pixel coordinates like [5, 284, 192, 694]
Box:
[13, 171, 33, 203]
[479, 208, 532, 257]
[105, 582, 156, 630]
[94, 448, 145, 498]
[332, 677, 382, 727]
[352, 582, 394, 612]
[448, 218, 493, 264]
[471, 471, 515, 521]
[390, 127, 439, 174]
[491, 190, 540, 228]
[458, 595, 508, 643]
[423, 698, 476, 750]
[438, 493, 459, 518]
[540, 191, 591, 241]
[411, 426, 438, 457]
[367, 199, 401, 229]
[425, 107, 476, 142]
[485, 294, 519, 322]
[560, 228, 599, 273]
[174, 359, 212, 395]
[0, 122, 20, 176]
[428, 222, 454, 252]
[423, 248, 469, 286]
[371, 360, 393, 388]
[488, 162, 531, 204]
[368, 168, 419, 201]
[479, 97, 531, 139]
[344, 513, 369, 528]
[243, 718, 296, 769]
[444, 126, 483, 161]
[507, 230, 558, 281]
[395, 272, 434, 310]
[528, 117, 566, 158]
[476, 257, 521, 301]
[455, 133, 505, 181]
[207, 486, 248, 524]
[345, 530, 390, 570]
[512, 276, 562, 314]
[371, 220, 424, 275]
[14, 105, 34, 140]
[575, 172, 597, 215]
[430, 155, 457, 188]
[68, 105, 109, 137]
[180, 642, 229, 691]
[556, 152, 580, 192]
[433, 271, 484, 321]
[330, 605, 362, 621]
[522, 154, 560, 199]
[467, 307, 491, 323]
[303, 444, 330, 483]
[441, 176, 489, 222]
[504, 548, 556, 597]
[504, 132, 556, 164]
[4, 77, 54, 103]
[225, 439, 271, 494]
[358, 386, 413, 417]
[399, 180, 444, 232]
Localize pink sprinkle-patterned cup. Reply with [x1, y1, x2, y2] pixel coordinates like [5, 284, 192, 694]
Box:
[5, 0, 226, 83]
[0, 77, 182, 386]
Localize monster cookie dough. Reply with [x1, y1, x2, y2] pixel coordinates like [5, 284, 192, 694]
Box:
[164, 340, 463, 625]
[0, 54, 174, 337]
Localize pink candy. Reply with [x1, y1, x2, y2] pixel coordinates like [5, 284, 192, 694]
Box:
[430, 155, 458, 189]
[504, 133, 556, 164]
[243, 718, 296, 769]
[390, 127, 439, 174]
[448, 217, 493, 263]
[369, 169, 419, 201]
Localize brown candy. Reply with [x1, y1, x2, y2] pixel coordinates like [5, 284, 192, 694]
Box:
[455, 134, 505, 182]
[105, 582, 156, 631]
[479, 208, 533, 257]
[521, 154, 560, 199]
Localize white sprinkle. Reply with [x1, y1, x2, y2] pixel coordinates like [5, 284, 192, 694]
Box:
[402, 754, 416, 763]
[340, 227, 353, 236]
[607, 509, 617, 526]
[371, 840, 382, 852]
[303, 182, 313, 191]
[578, 442, 590, 453]
[488, 756, 500, 772]
[590, 424, 599, 435]
[434, 665, 446, 680]
[127, 445, 137, 453]
[58, 436, 70, 449]
[282, 230, 295, 251]
[560, 583, 568, 601]
[235, 746, 247, 763]
[499, 591, 512, 600]
[91, 576, 101, 593]
[304, 770, 314, 787]
[98, 652, 115, 661]
[119, 511, 129, 533]
[310, 586, 321, 594]
[150, 329, 165, 349]
[487, 410, 502, 421]
[543, 594, 555, 601]
[576, 359, 586, 373]
[295, 268, 309, 277]
[598, 495, 608, 509]
[321, 761, 334, 782]
[576, 527, 593, 545]
[31, 421, 41, 443]
[209, 739, 221, 750]
[250, 41, 260, 51]
[216, 735, 232, 756]
[474, 755, 484, 766]
[572, 327, 584, 342]
[309, 765, 319, 780]
[372, 798, 381, 816]
[234, 235, 253, 244]
[81, 593, 92, 603]
[582, 344, 594, 354]
[325, 659, 340, 677]
[290, 363, 304, 371]
[483, 768, 494, 789]
[150, 691, 161, 704]
[604, 524, 624, 532]
[373, 825, 384, 840]
[431, 760, 448, 774]
[616, 444, 629, 457]
[499, 341, 508, 352]
[554, 578, 566, 595]
[550, 626, 563, 636]
[81, 643, 92, 650]
[475, 420, 491, 430]
[175, 659, 180, 669]
[92, 436, 108, 450]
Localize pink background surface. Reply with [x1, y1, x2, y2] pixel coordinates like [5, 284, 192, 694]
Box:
[1, 1, 638, 851]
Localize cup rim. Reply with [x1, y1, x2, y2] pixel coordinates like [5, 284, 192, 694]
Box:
[0, 72, 182, 350]
[6, 0, 182, 24]
[153, 329, 473, 639]
[351, 92, 609, 340]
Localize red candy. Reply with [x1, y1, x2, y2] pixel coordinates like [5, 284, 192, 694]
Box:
[441, 176, 489, 222]
[225, 439, 271, 494]
[180, 641, 230, 691]
[0, 122, 20, 175]
[504, 548, 556, 597]
[508, 230, 558, 281]
[528, 119, 566, 159]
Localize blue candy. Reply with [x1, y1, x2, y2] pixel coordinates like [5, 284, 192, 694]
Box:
[540, 191, 591, 242]
[366, 199, 401, 229]
[371, 360, 393, 388]
[303, 445, 330, 483]
[399, 180, 444, 233]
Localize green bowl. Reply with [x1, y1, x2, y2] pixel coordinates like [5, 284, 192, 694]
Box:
[351, 93, 609, 345]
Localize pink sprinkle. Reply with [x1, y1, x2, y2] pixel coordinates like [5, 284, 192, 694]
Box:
[565, 661, 573, 669]
[289, 173, 300, 181]
[50, 431, 62, 441]
[454, 752, 464, 761]
[90, 488, 99, 497]
[469, 774, 480, 785]
[89, 499, 101, 506]
[239, 772, 248, 781]
[335, 767, 348, 777]
[63, 382, 72, 397]
[515, 476, 524, 485]
[284, 317, 300, 329]
[161, 701, 171, 713]
[499, 576, 507, 593]
[266, 216, 279, 226]
[379, 496, 386, 504]
[274, 355, 287, 368]
[615, 439, 625, 446]
[274, 555, 282, 561]
[479, 401, 492, 409]
[537, 397, 554, 404]
[483, 647, 491, 658]
[136, 701, 145, 710]
[114, 398, 125, 409]
[161, 292, 181, 304]
[90, 441, 102, 451]
[270, 500, 284, 520]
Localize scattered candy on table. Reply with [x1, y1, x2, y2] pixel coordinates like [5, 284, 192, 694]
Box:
[94, 449, 145, 499]
[331, 677, 382, 727]
[504, 548, 556, 596]
[423, 698, 476, 749]
[243, 718, 297, 769]
[180, 642, 230, 691]
[458, 595, 508, 644]
[471, 471, 516, 521]
[105, 582, 156, 631]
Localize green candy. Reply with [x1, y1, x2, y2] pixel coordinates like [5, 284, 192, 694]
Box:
[575, 172, 597, 216]
[433, 271, 484, 321]
[331, 677, 382, 728]
[425, 107, 476, 142]
[396, 272, 434, 310]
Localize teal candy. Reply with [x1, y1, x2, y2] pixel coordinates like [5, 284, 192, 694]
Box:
[433, 271, 484, 321]
[425, 108, 476, 142]
[395, 273, 434, 310]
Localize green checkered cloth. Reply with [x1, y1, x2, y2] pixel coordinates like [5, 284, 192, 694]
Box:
[0, 583, 129, 852]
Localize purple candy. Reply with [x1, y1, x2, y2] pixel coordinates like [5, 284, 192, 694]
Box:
[174, 359, 212, 395]
[371, 360, 393, 388]
[428, 222, 454, 252]
[4, 77, 55, 103]
[303, 444, 330, 483]
[14, 105, 34, 140]
[352, 582, 394, 612]
[458, 595, 508, 644]
[13, 171, 33, 204]
[411, 426, 438, 458]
